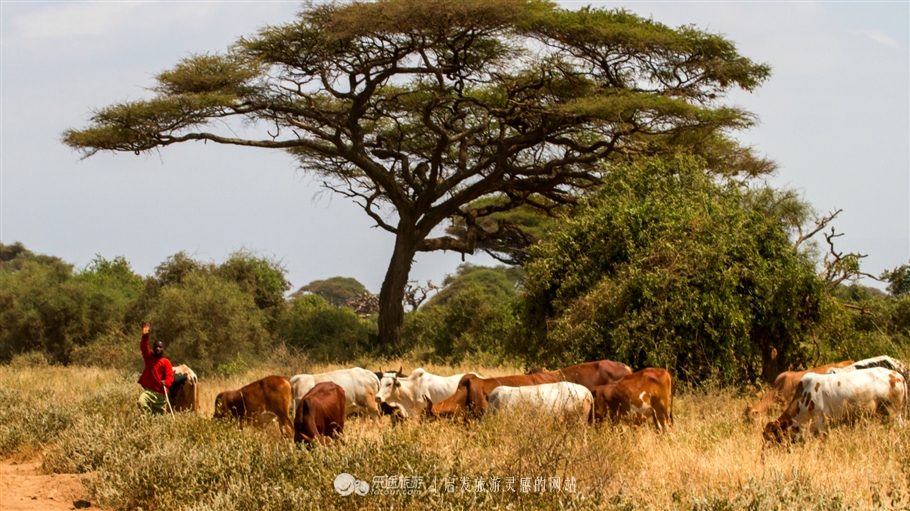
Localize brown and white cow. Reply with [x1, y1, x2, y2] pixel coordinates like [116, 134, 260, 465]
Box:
[214, 375, 294, 437]
[294, 382, 345, 445]
[745, 360, 854, 417]
[763, 367, 906, 443]
[290, 368, 381, 420]
[430, 373, 561, 419]
[375, 368, 481, 418]
[533, 360, 633, 391]
[168, 364, 199, 413]
[592, 368, 673, 432]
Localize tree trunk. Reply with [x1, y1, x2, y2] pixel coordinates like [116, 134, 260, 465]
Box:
[377, 227, 419, 351]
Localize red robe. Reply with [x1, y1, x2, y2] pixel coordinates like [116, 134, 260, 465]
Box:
[138, 334, 174, 394]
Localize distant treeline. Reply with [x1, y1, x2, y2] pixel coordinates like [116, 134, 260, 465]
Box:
[3, 160, 908, 384]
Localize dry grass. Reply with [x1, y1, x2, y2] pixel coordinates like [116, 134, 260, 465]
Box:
[2, 362, 909, 510]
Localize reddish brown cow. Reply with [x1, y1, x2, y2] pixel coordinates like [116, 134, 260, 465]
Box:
[430, 373, 561, 418]
[592, 368, 673, 432]
[745, 361, 854, 417]
[214, 375, 294, 437]
[294, 382, 345, 445]
[540, 360, 633, 391]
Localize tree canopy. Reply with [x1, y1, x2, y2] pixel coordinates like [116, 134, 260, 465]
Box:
[63, 0, 772, 349]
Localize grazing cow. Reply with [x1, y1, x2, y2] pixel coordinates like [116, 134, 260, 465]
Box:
[745, 360, 854, 417]
[290, 368, 381, 420]
[214, 375, 294, 437]
[430, 373, 561, 418]
[592, 368, 674, 432]
[763, 367, 906, 443]
[486, 382, 593, 421]
[168, 364, 199, 413]
[375, 368, 481, 418]
[294, 382, 346, 445]
[534, 360, 633, 391]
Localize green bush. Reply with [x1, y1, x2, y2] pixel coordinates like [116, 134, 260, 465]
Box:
[0, 250, 143, 365]
[403, 265, 520, 364]
[517, 156, 833, 384]
[145, 272, 270, 375]
[291, 276, 370, 307]
[278, 294, 374, 361]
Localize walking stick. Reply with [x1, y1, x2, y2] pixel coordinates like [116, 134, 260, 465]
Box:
[162, 380, 176, 419]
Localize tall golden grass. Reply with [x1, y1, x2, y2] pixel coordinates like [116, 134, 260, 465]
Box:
[1, 358, 908, 510]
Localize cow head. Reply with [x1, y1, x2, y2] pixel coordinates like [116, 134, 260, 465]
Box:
[762, 418, 800, 444]
[213, 390, 244, 420]
[375, 372, 403, 404]
[462, 375, 489, 418]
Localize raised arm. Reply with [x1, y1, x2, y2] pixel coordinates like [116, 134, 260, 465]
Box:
[140, 323, 152, 361]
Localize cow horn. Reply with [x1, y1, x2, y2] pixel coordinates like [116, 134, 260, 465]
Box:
[397, 366, 404, 377]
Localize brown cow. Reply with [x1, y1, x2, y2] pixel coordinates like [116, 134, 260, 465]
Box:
[430, 373, 561, 419]
[294, 382, 345, 445]
[539, 360, 633, 391]
[745, 361, 854, 417]
[214, 375, 294, 437]
[592, 368, 673, 432]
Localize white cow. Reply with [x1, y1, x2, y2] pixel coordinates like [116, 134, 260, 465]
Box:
[486, 382, 594, 421]
[375, 368, 480, 418]
[290, 368, 380, 420]
[763, 367, 905, 441]
[827, 356, 909, 378]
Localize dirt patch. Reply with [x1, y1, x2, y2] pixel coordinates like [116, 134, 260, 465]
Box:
[0, 461, 92, 511]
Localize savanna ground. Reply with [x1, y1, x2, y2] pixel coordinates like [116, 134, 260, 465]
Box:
[2, 355, 909, 511]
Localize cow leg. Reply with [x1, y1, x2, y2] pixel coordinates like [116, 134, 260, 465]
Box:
[652, 400, 668, 433]
[362, 396, 382, 422]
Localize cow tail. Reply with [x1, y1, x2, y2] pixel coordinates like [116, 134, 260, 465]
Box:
[669, 376, 675, 427]
[238, 390, 247, 420]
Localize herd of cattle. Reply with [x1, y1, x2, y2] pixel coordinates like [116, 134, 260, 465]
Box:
[164, 356, 908, 446]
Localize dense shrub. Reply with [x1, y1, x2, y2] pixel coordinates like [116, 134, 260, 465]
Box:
[517, 157, 834, 384]
[144, 272, 270, 375]
[0, 248, 143, 364]
[403, 265, 520, 364]
[277, 294, 375, 361]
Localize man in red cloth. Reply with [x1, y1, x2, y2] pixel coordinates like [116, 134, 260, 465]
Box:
[137, 323, 174, 414]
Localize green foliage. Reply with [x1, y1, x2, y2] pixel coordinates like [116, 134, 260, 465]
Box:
[0, 247, 142, 365]
[403, 265, 520, 364]
[144, 272, 270, 375]
[518, 157, 832, 384]
[215, 251, 290, 310]
[292, 276, 369, 307]
[277, 294, 374, 361]
[882, 262, 910, 297]
[445, 196, 565, 265]
[429, 263, 523, 307]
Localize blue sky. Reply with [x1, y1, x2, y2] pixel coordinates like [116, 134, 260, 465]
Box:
[1, 1, 907, 293]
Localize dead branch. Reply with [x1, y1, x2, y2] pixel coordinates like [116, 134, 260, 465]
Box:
[403, 280, 440, 311]
[795, 208, 841, 249]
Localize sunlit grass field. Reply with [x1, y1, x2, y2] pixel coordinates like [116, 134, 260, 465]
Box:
[2, 357, 909, 510]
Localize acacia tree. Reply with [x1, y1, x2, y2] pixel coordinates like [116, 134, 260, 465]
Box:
[64, 0, 772, 349]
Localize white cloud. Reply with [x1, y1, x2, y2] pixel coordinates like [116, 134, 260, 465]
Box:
[13, 3, 136, 38]
[856, 29, 900, 48]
